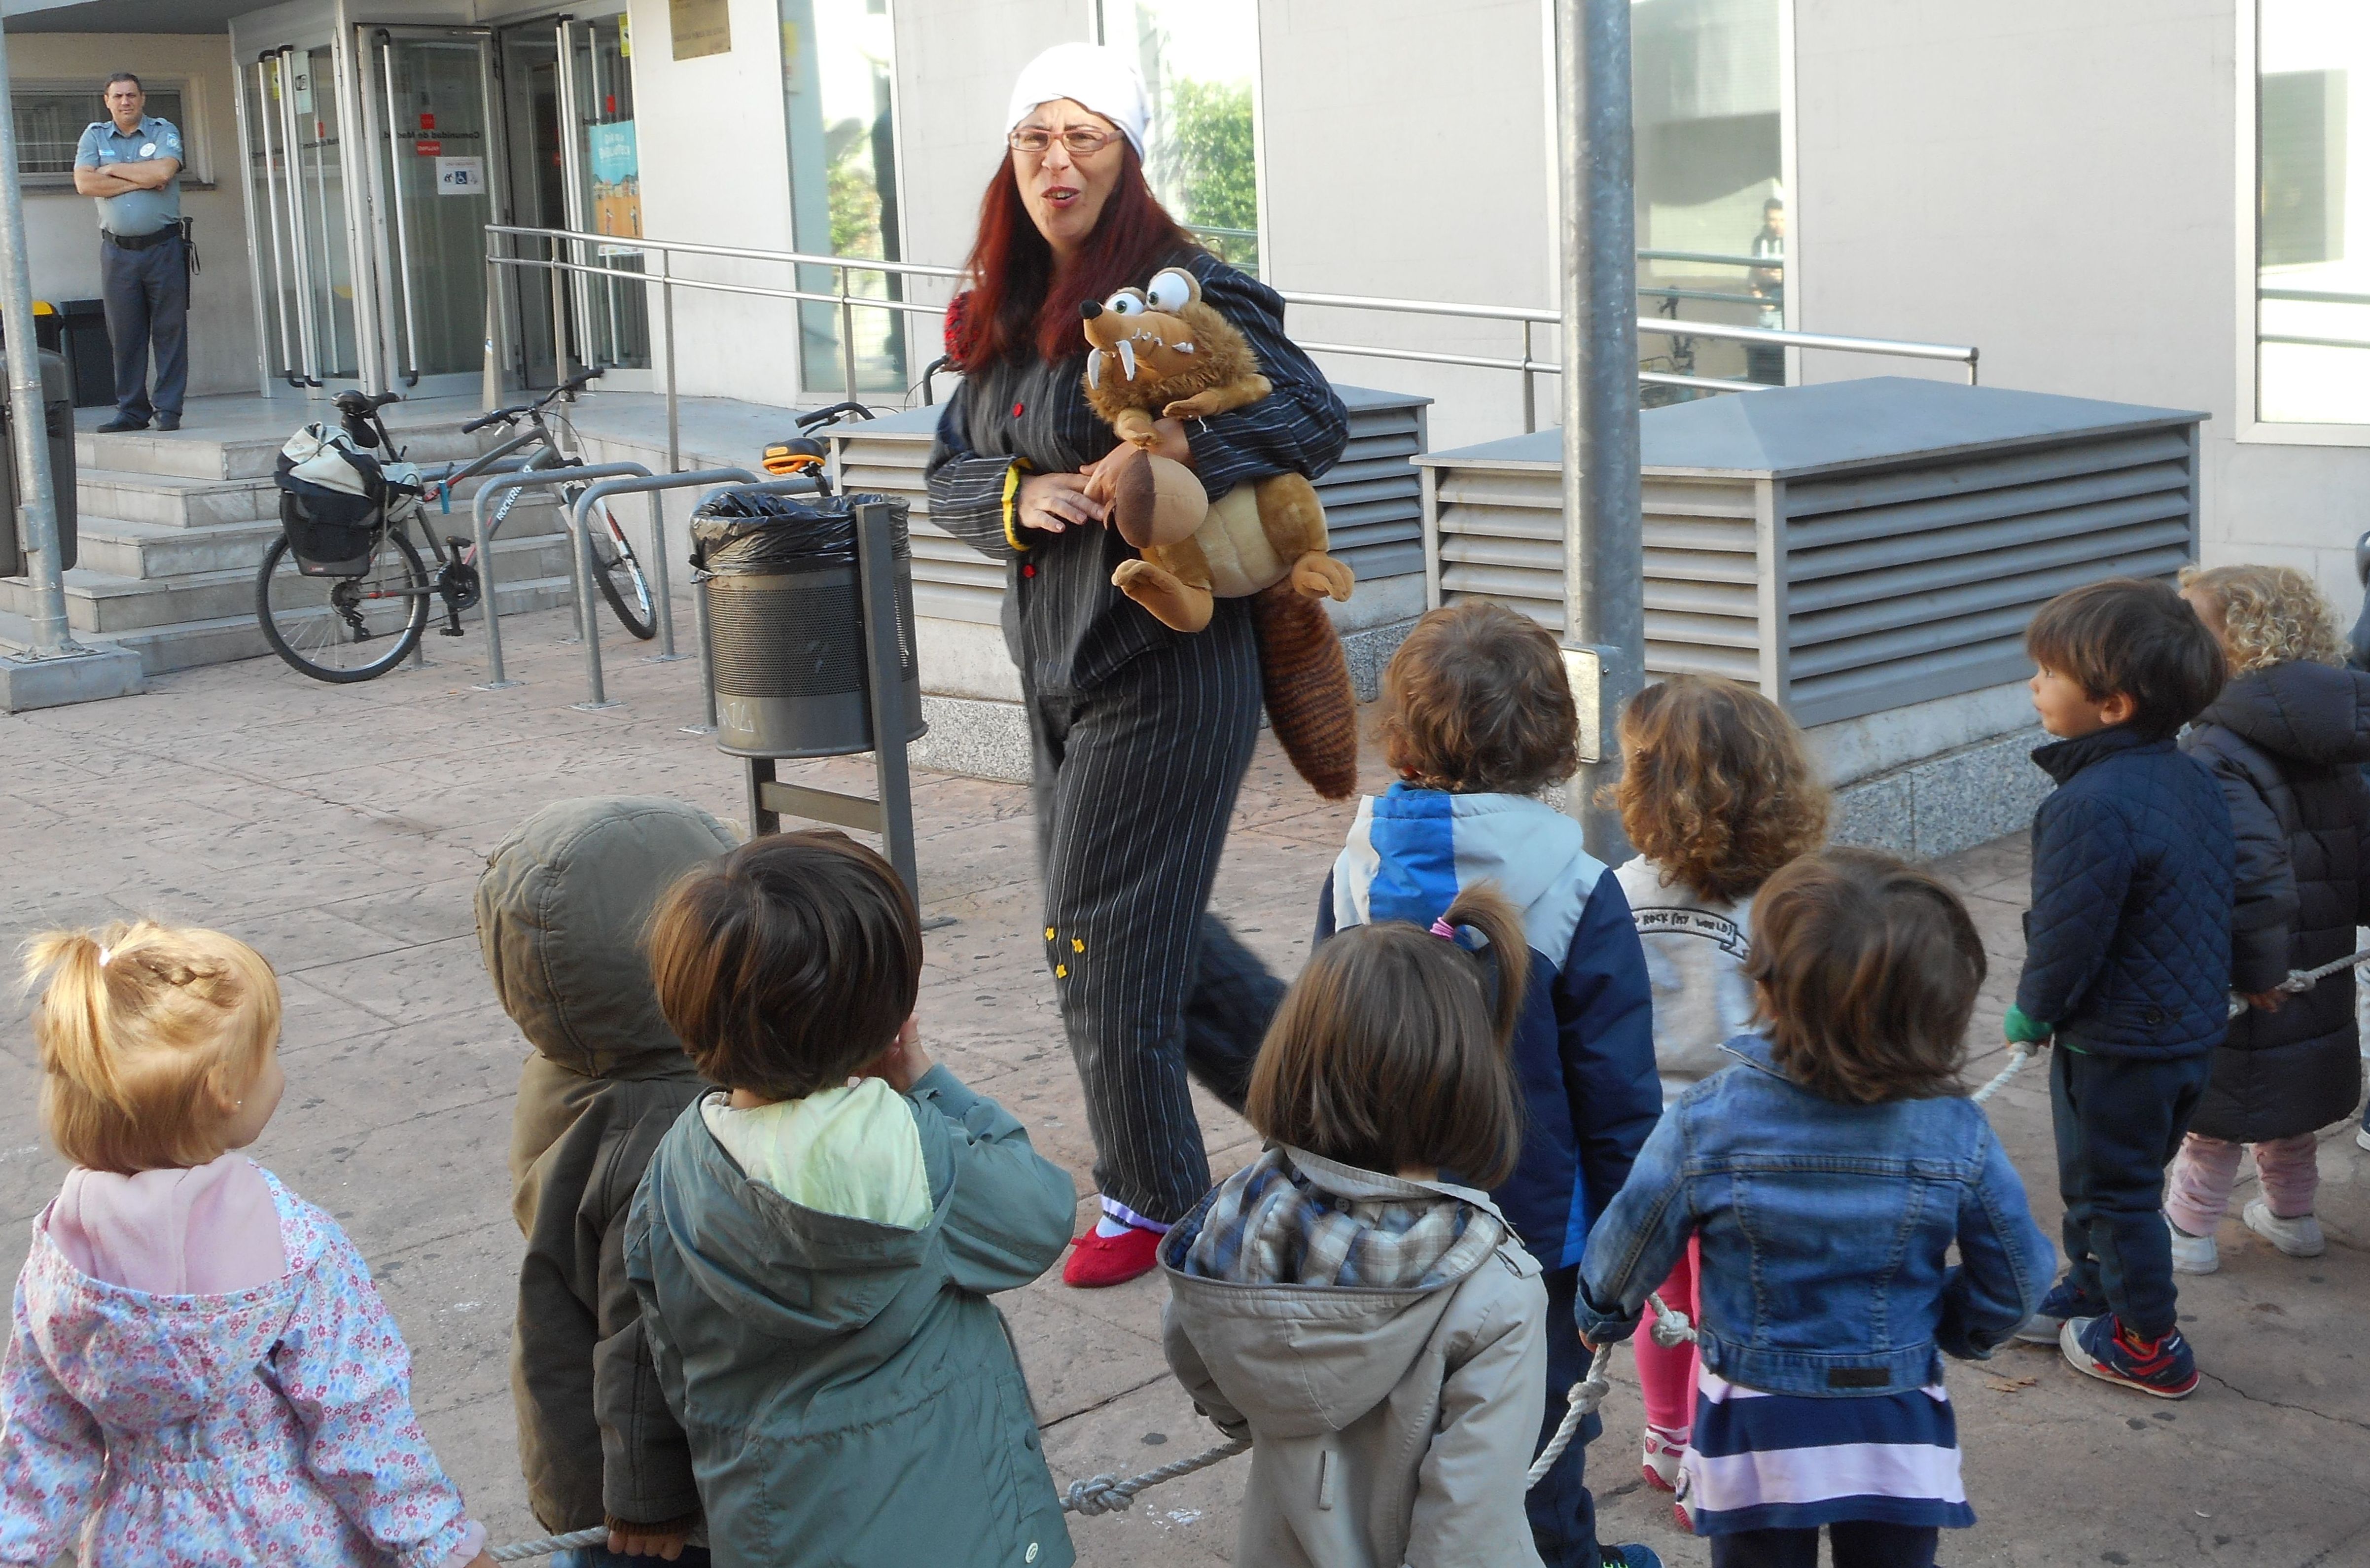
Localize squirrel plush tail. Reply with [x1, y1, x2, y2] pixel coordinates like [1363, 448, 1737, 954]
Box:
[1249, 582, 1359, 800]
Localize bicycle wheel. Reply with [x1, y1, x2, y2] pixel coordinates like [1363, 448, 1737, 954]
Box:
[587, 501, 657, 640]
[255, 529, 431, 683]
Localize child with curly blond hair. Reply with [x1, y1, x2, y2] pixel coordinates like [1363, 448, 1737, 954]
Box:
[1607, 675, 1829, 1505]
[2164, 565, 2370, 1273]
[2, 921, 495, 1568]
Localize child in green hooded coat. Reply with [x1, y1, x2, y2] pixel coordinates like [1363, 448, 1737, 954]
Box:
[627, 829, 1079, 1568]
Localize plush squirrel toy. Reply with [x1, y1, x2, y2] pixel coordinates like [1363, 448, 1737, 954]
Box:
[1081, 266, 1359, 799]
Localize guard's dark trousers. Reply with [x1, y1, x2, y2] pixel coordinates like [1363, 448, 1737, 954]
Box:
[1028, 614, 1284, 1226]
[102, 233, 187, 424]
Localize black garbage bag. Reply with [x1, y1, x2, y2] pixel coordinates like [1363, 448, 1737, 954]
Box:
[688, 490, 910, 575]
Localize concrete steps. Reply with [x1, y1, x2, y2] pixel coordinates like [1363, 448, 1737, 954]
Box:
[0, 564, 583, 676]
[4, 416, 581, 673]
[0, 526, 583, 636]
[75, 423, 492, 482]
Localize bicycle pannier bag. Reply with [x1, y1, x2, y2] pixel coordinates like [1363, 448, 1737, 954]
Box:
[275, 424, 385, 577]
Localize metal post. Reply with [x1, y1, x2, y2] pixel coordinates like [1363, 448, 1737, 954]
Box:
[1521, 318, 1536, 435]
[688, 570, 718, 734]
[550, 234, 571, 385]
[854, 498, 918, 899]
[570, 497, 614, 707]
[482, 253, 501, 410]
[838, 267, 859, 404]
[660, 249, 679, 475]
[0, 23, 77, 660]
[1556, 0, 1645, 860]
[645, 493, 677, 659]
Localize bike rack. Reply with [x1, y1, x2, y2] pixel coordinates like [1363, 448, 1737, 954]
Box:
[567, 467, 765, 710]
[403, 449, 541, 673]
[468, 461, 651, 691]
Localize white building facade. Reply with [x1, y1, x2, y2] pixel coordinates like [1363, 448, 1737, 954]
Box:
[4, 0, 2363, 605]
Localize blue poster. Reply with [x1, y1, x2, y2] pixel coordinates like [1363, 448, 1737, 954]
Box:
[587, 121, 640, 240]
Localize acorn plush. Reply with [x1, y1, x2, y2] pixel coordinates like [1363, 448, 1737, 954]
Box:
[1081, 266, 1360, 799]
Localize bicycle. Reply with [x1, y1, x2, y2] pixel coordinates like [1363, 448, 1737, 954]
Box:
[256, 368, 656, 683]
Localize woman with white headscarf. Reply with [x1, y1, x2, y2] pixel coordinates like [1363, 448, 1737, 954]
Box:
[926, 43, 1349, 1288]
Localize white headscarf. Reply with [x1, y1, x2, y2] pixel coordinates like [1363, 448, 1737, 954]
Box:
[1005, 42, 1150, 160]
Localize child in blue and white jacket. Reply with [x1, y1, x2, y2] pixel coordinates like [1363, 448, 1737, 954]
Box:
[1315, 603, 1662, 1568]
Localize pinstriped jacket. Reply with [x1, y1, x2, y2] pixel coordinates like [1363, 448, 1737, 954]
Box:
[924, 251, 1349, 698]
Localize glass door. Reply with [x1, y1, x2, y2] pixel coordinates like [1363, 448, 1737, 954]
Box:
[496, 11, 645, 390]
[364, 29, 501, 392]
[248, 43, 363, 387]
[565, 16, 649, 371]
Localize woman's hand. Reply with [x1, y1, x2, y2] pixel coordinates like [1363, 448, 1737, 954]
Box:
[1016, 471, 1107, 534]
[2242, 989, 2287, 1014]
[1082, 419, 1195, 506]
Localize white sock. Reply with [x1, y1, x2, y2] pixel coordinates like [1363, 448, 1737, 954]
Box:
[1093, 1213, 1134, 1239]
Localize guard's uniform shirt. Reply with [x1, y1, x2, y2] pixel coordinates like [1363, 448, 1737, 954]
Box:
[74, 115, 183, 237]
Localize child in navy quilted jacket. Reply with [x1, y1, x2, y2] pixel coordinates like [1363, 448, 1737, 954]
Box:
[2005, 577, 2232, 1399]
[1316, 603, 1663, 1568]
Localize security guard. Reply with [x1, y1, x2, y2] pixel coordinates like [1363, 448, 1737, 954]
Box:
[73, 72, 186, 432]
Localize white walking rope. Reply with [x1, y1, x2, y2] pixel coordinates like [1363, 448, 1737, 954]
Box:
[500, 951, 2370, 1554]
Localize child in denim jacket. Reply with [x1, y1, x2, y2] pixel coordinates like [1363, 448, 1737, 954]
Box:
[1578, 850, 2053, 1568]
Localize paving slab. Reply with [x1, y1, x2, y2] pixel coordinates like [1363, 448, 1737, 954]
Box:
[3, 606, 2367, 1567]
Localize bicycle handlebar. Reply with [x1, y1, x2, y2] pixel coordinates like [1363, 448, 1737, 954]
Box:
[794, 400, 879, 431]
[464, 367, 610, 434]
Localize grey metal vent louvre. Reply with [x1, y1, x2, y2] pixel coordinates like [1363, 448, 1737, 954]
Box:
[1416, 378, 2205, 729]
[826, 384, 1432, 626]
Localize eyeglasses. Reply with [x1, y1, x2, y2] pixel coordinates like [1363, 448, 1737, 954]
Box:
[1009, 125, 1121, 157]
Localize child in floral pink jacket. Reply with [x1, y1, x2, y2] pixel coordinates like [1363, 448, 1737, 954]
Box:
[0, 921, 493, 1568]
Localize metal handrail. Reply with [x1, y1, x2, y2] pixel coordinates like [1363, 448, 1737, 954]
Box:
[2260, 286, 2370, 307]
[1639, 248, 1782, 270]
[483, 223, 1972, 444]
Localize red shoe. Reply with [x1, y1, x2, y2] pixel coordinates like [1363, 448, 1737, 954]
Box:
[1062, 1224, 1162, 1287]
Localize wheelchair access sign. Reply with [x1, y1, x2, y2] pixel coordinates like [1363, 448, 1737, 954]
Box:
[435, 156, 486, 196]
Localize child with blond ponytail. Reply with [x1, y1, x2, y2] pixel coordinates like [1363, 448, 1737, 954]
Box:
[1, 921, 495, 1568]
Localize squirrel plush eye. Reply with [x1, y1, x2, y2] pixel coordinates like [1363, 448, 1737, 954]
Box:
[1103, 289, 1147, 317]
[1145, 269, 1196, 313]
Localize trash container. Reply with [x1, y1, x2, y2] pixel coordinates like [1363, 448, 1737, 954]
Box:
[690, 490, 926, 759]
[0, 348, 78, 577]
[52, 301, 112, 409]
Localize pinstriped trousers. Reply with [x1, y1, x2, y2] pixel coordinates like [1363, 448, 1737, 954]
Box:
[1028, 615, 1285, 1225]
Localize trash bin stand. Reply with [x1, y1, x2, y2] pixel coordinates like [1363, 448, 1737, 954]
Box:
[743, 499, 921, 900]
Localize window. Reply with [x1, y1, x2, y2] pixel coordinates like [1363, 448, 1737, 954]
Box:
[2255, 1, 2368, 425]
[1631, 0, 1783, 392]
[1100, 0, 1261, 275]
[781, 0, 904, 394]
[14, 84, 187, 182]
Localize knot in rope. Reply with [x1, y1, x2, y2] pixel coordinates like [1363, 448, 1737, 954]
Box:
[1062, 1473, 1133, 1517]
[1647, 1295, 1697, 1348]
[1061, 1434, 1253, 1515]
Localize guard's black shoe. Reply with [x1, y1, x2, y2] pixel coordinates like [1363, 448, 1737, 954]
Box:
[96, 415, 149, 433]
[155, 413, 181, 431]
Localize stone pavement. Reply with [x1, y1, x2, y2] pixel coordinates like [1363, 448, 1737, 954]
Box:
[3, 608, 2368, 1568]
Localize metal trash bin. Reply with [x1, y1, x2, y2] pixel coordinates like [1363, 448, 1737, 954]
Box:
[690, 490, 926, 759]
[51, 301, 112, 409]
[0, 348, 78, 576]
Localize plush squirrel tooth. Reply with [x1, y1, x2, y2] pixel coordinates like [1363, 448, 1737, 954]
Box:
[1118, 339, 1137, 381]
[1175, 340, 1196, 354]
[1086, 348, 1103, 389]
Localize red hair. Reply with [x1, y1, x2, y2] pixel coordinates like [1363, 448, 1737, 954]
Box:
[954, 144, 1198, 368]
